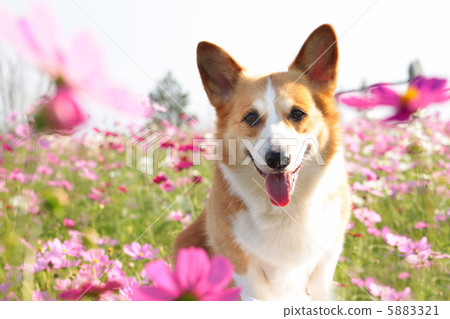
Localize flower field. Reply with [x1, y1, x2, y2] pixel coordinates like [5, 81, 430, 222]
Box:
[0, 1, 449, 302]
[0, 113, 448, 301]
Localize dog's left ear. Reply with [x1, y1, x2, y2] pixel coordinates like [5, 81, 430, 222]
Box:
[289, 24, 338, 92]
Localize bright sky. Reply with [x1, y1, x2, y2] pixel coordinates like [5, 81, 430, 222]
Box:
[1, 0, 450, 127]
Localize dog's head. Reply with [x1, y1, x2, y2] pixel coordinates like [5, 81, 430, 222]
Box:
[197, 24, 341, 207]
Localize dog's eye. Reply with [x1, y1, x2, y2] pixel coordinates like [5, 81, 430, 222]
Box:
[243, 111, 259, 125]
[289, 108, 306, 122]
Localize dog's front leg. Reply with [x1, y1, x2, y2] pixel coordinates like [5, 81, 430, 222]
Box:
[306, 245, 343, 301]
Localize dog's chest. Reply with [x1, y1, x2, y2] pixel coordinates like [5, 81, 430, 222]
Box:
[231, 194, 342, 267]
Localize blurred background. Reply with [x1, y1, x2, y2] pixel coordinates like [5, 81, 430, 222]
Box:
[1, 0, 450, 130]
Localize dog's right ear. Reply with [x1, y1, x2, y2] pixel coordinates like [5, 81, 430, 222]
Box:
[197, 41, 244, 108]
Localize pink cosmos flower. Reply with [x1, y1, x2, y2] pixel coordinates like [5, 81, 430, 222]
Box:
[167, 210, 184, 222]
[123, 243, 158, 260]
[398, 237, 431, 256]
[22, 189, 39, 214]
[0, 3, 142, 132]
[47, 179, 73, 191]
[350, 277, 364, 287]
[79, 167, 98, 181]
[131, 247, 240, 301]
[397, 272, 411, 280]
[338, 76, 450, 122]
[82, 249, 110, 273]
[36, 164, 53, 176]
[34, 89, 87, 132]
[174, 157, 194, 171]
[95, 236, 119, 246]
[9, 168, 26, 183]
[0, 283, 10, 295]
[352, 181, 383, 197]
[384, 233, 411, 248]
[367, 227, 381, 237]
[63, 218, 75, 228]
[435, 214, 447, 223]
[192, 175, 203, 184]
[363, 277, 411, 301]
[384, 287, 411, 301]
[2, 143, 13, 152]
[106, 261, 127, 285]
[152, 172, 168, 184]
[414, 221, 428, 229]
[32, 290, 53, 301]
[354, 207, 382, 227]
[167, 210, 192, 228]
[7, 110, 20, 122]
[35, 239, 75, 272]
[360, 167, 377, 181]
[54, 278, 72, 291]
[59, 280, 122, 301]
[118, 185, 128, 193]
[140, 96, 167, 120]
[160, 179, 175, 192]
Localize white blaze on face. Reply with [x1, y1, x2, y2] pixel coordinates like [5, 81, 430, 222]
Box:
[252, 77, 301, 171]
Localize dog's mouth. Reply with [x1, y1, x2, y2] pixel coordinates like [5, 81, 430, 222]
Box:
[249, 149, 308, 207]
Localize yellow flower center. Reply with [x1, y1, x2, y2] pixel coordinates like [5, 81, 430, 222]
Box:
[139, 252, 144, 257]
[93, 258, 99, 264]
[401, 87, 418, 105]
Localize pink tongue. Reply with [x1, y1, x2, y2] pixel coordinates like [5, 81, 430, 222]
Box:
[265, 172, 292, 207]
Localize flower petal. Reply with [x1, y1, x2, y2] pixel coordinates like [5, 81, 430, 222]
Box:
[370, 85, 401, 106]
[143, 260, 179, 296]
[205, 255, 234, 292]
[131, 285, 177, 301]
[175, 247, 210, 293]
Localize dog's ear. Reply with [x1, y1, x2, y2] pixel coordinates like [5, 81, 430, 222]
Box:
[197, 41, 244, 108]
[289, 24, 338, 92]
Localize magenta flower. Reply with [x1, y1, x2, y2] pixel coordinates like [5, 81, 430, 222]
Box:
[117, 185, 128, 193]
[0, 3, 142, 132]
[131, 247, 240, 301]
[34, 88, 87, 132]
[338, 76, 450, 121]
[124, 243, 158, 260]
[397, 272, 411, 280]
[414, 221, 428, 229]
[152, 172, 168, 184]
[63, 218, 75, 228]
[160, 179, 175, 192]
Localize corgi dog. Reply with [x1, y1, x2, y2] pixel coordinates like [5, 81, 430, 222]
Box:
[173, 24, 351, 301]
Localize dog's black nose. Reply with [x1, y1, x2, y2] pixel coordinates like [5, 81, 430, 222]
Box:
[265, 151, 291, 169]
